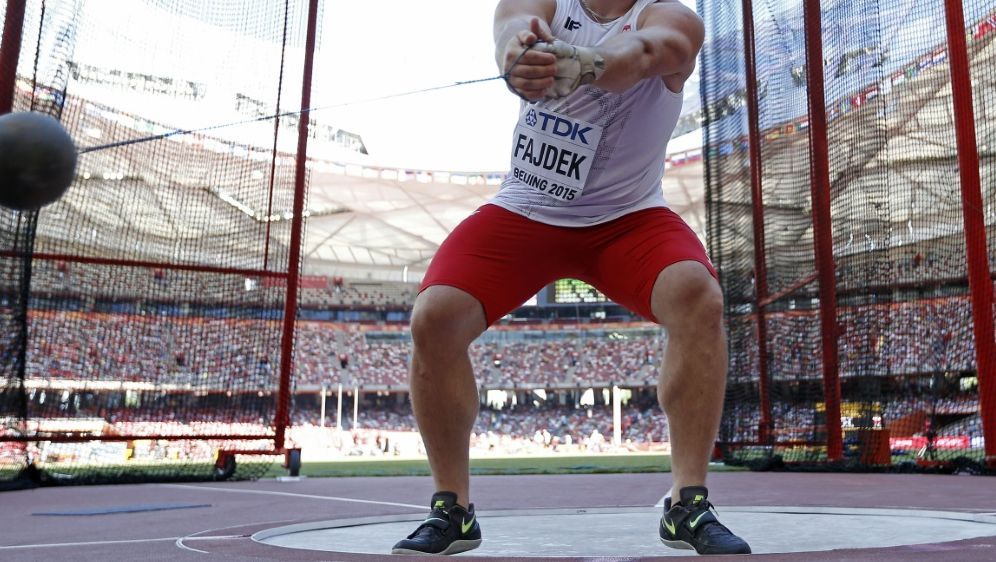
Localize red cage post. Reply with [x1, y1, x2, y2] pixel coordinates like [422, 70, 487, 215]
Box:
[274, 0, 320, 453]
[802, 0, 843, 461]
[740, 0, 773, 443]
[0, 0, 27, 113]
[943, 0, 996, 468]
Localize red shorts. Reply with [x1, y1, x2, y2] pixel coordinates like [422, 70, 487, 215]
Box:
[420, 204, 717, 326]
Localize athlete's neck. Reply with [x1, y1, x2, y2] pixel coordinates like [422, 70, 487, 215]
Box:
[582, 0, 638, 21]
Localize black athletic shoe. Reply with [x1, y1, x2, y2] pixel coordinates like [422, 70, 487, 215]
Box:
[392, 491, 482, 555]
[659, 486, 751, 555]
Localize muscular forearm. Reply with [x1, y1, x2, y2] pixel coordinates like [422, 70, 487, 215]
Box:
[494, 0, 558, 101]
[493, 0, 556, 72]
[587, 3, 704, 94]
[494, 17, 535, 69]
[593, 28, 695, 92]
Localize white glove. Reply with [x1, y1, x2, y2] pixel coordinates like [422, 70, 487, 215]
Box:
[532, 40, 606, 100]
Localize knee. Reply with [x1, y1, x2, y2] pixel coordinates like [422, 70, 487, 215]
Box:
[654, 273, 725, 335]
[410, 286, 486, 353]
[691, 281, 725, 329]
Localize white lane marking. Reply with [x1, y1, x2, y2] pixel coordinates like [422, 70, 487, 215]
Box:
[174, 534, 244, 554]
[173, 535, 243, 554]
[174, 539, 208, 554]
[162, 484, 425, 509]
[0, 537, 180, 550]
[175, 518, 300, 554]
[0, 534, 246, 551]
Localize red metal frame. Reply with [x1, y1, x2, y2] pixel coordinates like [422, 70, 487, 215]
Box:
[740, 0, 773, 443]
[0, 0, 27, 114]
[4, 252, 288, 278]
[757, 273, 818, 309]
[802, 0, 843, 461]
[943, 0, 996, 468]
[0, 434, 274, 443]
[213, 447, 301, 472]
[274, 0, 320, 452]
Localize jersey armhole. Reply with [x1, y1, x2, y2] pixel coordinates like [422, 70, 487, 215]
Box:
[661, 78, 684, 97]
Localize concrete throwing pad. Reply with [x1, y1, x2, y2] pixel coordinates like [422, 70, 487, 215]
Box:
[253, 506, 996, 557]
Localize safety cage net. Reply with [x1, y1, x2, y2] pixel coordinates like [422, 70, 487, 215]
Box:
[699, 0, 995, 473]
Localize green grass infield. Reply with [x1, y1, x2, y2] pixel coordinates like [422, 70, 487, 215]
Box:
[261, 453, 746, 478]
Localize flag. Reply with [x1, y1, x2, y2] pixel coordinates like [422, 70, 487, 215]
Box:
[974, 17, 996, 39]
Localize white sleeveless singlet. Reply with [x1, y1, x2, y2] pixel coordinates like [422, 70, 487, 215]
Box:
[491, 0, 684, 227]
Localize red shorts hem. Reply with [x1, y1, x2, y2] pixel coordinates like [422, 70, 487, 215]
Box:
[416, 280, 494, 325]
[421, 204, 715, 326]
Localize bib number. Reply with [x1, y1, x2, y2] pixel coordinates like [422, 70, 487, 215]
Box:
[509, 106, 603, 202]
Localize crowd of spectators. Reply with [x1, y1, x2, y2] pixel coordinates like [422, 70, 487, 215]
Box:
[23, 313, 665, 389]
[27, 312, 278, 387]
[20, 293, 984, 389]
[728, 294, 977, 381]
[292, 399, 669, 447]
[10, 281, 991, 456]
[28, 261, 417, 310]
[721, 394, 982, 443]
[723, 245, 972, 305]
[881, 395, 980, 419]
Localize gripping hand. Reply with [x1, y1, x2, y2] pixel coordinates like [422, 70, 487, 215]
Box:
[532, 40, 605, 99]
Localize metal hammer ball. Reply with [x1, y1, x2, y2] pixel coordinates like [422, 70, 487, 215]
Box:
[0, 112, 78, 211]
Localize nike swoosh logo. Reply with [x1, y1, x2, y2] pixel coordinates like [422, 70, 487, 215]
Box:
[461, 515, 476, 534]
[689, 512, 706, 529]
[662, 517, 677, 536]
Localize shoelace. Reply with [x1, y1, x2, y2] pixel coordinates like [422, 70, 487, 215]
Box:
[689, 499, 718, 513]
[409, 508, 451, 538]
[691, 502, 737, 537]
[681, 501, 719, 529]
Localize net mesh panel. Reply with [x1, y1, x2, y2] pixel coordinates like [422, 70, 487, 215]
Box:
[0, 210, 37, 488]
[0, 0, 44, 488]
[1, 0, 317, 486]
[696, 0, 761, 458]
[702, 0, 993, 471]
